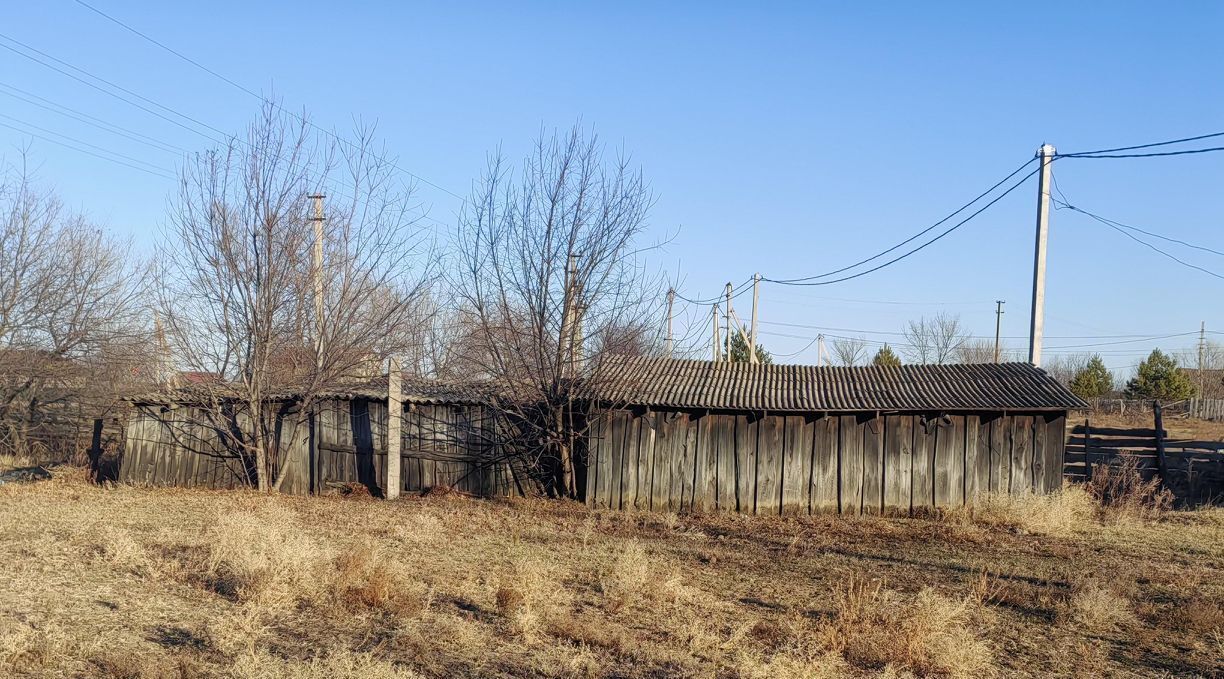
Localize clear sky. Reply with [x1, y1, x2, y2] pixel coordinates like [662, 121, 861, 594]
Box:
[3, 1, 1222, 376]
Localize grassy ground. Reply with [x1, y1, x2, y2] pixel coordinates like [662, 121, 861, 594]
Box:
[0, 461, 1220, 678]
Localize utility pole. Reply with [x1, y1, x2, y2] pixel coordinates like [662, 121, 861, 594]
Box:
[711, 305, 720, 362]
[994, 300, 1006, 363]
[1028, 144, 1055, 367]
[308, 194, 326, 370]
[1199, 321, 1207, 395]
[749, 273, 760, 364]
[665, 288, 675, 357]
[385, 356, 401, 500]
[817, 334, 826, 367]
[724, 282, 733, 362]
[562, 254, 579, 377]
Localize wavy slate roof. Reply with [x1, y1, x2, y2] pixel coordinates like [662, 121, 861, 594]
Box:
[128, 375, 499, 406]
[592, 357, 1087, 412]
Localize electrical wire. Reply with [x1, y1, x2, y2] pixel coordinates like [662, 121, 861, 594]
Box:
[1057, 146, 1224, 159]
[763, 163, 1042, 287]
[1057, 200, 1224, 281]
[70, 0, 467, 203]
[0, 120, 175, 179]
[0, 111, 172, 173]
[672, 276, 753, 306]
[1056, 131, 1224, 157]
[765, 157, 1036, 284]
[1056, 202, 1224, 259]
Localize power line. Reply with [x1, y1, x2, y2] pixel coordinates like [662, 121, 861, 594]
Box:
[1056, 130, 1224, 157]
[763, 162, 1042, 287]
[673, 276, 753, 306]
[0, 80, 187, 154]
[1057, 200, 1224, 282]
[1055, 201, 1224, 259]
[0, 111, 172, 174]
[70, 0, 467, 203]
[766, 157, 1036, 284]
[1057, 146, 1224, 159]
[757, 320, 1177, 341]
[0, 120, 175, 179]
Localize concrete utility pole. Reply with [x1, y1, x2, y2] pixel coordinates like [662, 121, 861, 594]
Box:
[994, 300, 1006, 363]
[308, 194, 326, 369]
[817, 334, 826, 367]
[1028, 144, 1055, 367]
[712, 305, 721, 362]
[562, 254, 579, 377]
[749, 273, 761, 364]
[724, 282, 733, 361]
[385, 356, 401, 500]
[665, 288, 675, 357]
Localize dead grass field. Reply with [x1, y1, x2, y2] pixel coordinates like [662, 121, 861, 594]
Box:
[0, 460, 1221, 678]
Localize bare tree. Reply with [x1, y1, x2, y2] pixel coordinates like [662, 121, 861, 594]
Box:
[0, 156, 146, 460]
[1180, 340, 1224, 398]
[1043, 353, 1092, 387]
[902, 312, 969, 365]
[157, 104, 433, 491]
[832, 336, 868, 367]
[451, 124, 660, 498]
[956, 339, 998, 364]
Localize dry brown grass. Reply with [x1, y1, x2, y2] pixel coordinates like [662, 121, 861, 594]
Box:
[0, 462, 1221, 677]
[1086, 452, 1175, 521]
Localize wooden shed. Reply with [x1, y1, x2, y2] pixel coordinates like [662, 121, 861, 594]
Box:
[118, 377, 520, 496]
[583, 358, 1087, 515]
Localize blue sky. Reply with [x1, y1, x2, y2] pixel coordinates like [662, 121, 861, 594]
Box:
[3, 1, 1222, 375]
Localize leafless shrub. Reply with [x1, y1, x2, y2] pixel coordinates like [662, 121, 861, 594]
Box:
[1086, 453, 1174, 519]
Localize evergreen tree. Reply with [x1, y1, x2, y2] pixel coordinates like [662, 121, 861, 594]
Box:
[1125, 349, 1196, 401]
[1069, 355, 1114, 399]
[872, 344, 902, 367]
[726, 331, 772, 364]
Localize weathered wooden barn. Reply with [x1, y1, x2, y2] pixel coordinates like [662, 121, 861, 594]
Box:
[584, 358, 1087, 515]
[118, 378, 519, 496]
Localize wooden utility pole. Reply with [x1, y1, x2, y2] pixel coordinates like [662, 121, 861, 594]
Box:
[994, 300, 1005, 363]
[385, 357, 402, 500]
[1198, 321, 1206, 395]
[665, 288, 675, 357]
[1028, 144, 1055, 367]
[712, 305, 720, 362]
[308, 194, 326, 370]
[724, 282, 733, 362]
[749, 273, 760, 364]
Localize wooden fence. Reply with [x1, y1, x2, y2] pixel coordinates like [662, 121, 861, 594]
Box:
[585, 410, 1066, 515]
[1188, 398, 1224, 422]
[119, 399, 520, 496]
[1064, 420, 1224, 505]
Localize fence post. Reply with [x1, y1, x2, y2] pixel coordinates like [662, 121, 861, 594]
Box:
[1083, 417, 1093, 482]
[1152, 401, 1169, 488]
[88, 418, 104, 483]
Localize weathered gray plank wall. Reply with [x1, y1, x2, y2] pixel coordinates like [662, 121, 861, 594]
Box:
[120, 400, 518, 497]
[585, 411, 1066, 514]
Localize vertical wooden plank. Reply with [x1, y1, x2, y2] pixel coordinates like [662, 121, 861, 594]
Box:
[679, 414, 698, 511]
[735, 415, 759, 514]
[970, 415, 991, 501]
[587, 414, 605, 507]
[609, 411, 628, 509]
[712, 415, 733, 511]
[989, 416, 1009, 494]
[838, 415, 864, 514]
[861, 416, 884, 514]
[756, 415, 784, 515]
[810, 416, 839, 513]
[670, 411, 690, 513]
[1032, 415, 1047, 495]
[638, 414, 656, 510]
[912, 416, 935, 511]
[883, 415, 911, 514]
[1044, 414, 1066, 493]
[781, 415, 812, 515]
[933, 417, 955, 507]
[692, 414, 711, 512]
[650, 412, 669, 511]
[625, 414, 643, 510]
[1011, 415, 1034, 495]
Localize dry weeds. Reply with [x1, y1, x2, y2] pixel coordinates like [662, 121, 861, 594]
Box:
[0, 460, 1220, 677]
